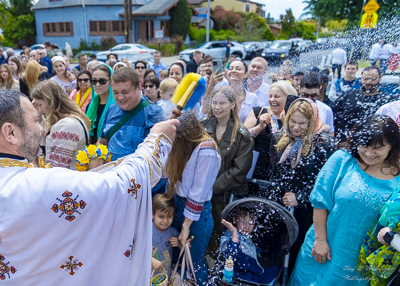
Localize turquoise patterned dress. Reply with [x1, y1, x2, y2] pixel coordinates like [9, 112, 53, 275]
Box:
[289, 150, 400, 286]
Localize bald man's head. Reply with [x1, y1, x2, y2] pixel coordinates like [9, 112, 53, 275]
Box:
[248, 57, 268, 80]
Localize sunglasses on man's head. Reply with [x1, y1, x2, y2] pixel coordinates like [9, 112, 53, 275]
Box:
[144, 84, 155, 89]
[91, 78, 110, 85]
[136, 66, 145, 70]
[77, 78, 90, 83]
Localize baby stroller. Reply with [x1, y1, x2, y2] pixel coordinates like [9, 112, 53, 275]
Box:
[209, 197, 298, 286]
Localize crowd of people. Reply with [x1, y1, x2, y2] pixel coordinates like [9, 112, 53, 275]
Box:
[0, 39, 400, 286]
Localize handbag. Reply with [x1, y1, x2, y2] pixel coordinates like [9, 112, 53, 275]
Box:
[169, 243, 198, 286]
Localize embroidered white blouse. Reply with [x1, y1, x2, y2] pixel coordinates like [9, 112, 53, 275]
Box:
[176, 140, 221, 221]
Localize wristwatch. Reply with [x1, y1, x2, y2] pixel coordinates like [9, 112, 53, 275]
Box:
[383, 231, 395, 244]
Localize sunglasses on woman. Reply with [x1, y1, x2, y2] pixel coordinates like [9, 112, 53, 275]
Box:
[144, 84, 155, 89]
[136, 66, 146, 70]
[91, 78, 110, 85]
[77, 78, 90, 83]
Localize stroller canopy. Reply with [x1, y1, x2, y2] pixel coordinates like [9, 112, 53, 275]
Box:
[220, 198, 299, 248]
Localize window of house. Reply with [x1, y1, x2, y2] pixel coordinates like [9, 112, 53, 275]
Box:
[43, 22, 74, 36]
[246, 4, 250, 13]
[89, 21, 124, 36]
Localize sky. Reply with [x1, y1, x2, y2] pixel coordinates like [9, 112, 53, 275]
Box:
[255, 0, 309, 21]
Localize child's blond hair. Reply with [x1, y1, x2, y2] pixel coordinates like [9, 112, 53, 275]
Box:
[159, 78, 178, 100]
[152, 193, 175, 215]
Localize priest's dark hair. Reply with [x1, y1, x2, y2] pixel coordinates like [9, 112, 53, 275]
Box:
[0, 90, 26, 129]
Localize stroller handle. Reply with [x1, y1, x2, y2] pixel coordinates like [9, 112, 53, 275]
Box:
[247, 178, 277, 187]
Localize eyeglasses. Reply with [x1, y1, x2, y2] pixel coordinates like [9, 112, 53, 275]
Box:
[77, 78, 90, 83]
[91, 78, 110, 85]
[144, 84, 155, 89]
[136, 66, 146, 70]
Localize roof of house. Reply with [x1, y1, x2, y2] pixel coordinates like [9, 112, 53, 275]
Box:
[129, 0, 198, 16]
[32, 0, 148, 10]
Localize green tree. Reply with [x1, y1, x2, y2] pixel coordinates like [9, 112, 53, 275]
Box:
[3, 14, 35, 45]
[325, 19, 349, 32]
[2, 0, 35, 46]
[297, 20, 317, 40]
[278, 9, 298, 39]
[304, 0, 400, 24]
[169, 0, 192, 38]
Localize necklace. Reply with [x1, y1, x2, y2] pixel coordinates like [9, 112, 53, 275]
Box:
[0, 158, 34, 168]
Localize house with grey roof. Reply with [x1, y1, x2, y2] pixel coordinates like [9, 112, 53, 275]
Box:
[32, 0, 197, 49]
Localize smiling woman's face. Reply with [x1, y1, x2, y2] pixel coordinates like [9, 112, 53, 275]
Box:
[227, 61, 247, 83]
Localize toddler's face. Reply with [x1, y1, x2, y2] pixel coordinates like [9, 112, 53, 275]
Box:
[67, 71, 76, 82]
[153, 209, 174, 232]
[234, 214, 255, 235]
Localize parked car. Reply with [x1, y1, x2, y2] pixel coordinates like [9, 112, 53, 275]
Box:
[261, 41, 272, 49]
[312, 38, 331, 50]
[179, 41, 246, 62]
[96, 43, 156, 63]
[289, 38, 303, 47]
[241, 41, 264, 59]
[261, 40, 300, 65]
[298, 40, 313, 52]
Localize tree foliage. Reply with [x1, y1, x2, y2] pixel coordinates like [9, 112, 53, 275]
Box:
[2, 0, 35, 46]
[277, 9, 317, 40]
[325, 19, 349, 32]
[209, 7, 275, 41]
[212, 6, 245, 30]
[3, 14, 35, 45]
[304, 0, 400, 24]
[169, 0, 192, 38]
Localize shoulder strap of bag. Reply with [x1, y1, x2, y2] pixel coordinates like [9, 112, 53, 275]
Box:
[105, 100, 150, 141]
[75, 117, 89, 146]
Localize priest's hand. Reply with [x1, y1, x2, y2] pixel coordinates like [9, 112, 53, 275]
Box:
[150, 119, 179, 142]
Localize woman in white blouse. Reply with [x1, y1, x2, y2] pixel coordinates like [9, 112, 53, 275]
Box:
[50, 56, 75, 95]
[32, 80, 90, 170]
[165, 112, 221, 286]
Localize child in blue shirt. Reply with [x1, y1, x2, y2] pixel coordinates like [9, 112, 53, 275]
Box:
[152, 194, 181, 276]
[221, 208, 279, 285]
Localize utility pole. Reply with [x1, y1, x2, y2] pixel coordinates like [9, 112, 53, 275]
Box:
[128, 0, 133, 43]
[124, 0, 129, 43]
[206, 0, 210, 42]
[82, 0, 88, 45]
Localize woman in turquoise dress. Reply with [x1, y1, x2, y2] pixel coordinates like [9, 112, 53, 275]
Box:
[289, 115, 400, 286]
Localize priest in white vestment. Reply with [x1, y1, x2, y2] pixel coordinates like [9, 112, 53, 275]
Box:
[0, 90, 178, 285]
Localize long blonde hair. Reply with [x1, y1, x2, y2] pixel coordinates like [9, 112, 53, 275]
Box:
[24, 61, 40, 93]
[164, 112, 215, 199]
[209, 86, 240, 146]
[31, 80, 91, 129]
[275, 100, 315, 156]
[0, 64, 15, 89]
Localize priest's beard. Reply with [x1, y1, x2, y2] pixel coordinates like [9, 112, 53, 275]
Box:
[19, 126, 41, 162]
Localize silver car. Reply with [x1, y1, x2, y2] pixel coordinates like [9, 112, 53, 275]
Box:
[96, 43, 156, 62]
[179, 41, 246, 62]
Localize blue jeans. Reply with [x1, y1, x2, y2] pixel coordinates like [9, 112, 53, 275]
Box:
[173, 196, 213, 286]
[332, 64, 342, 79]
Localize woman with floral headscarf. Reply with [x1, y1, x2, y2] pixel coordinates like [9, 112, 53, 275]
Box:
[266, 98, 334, 273]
